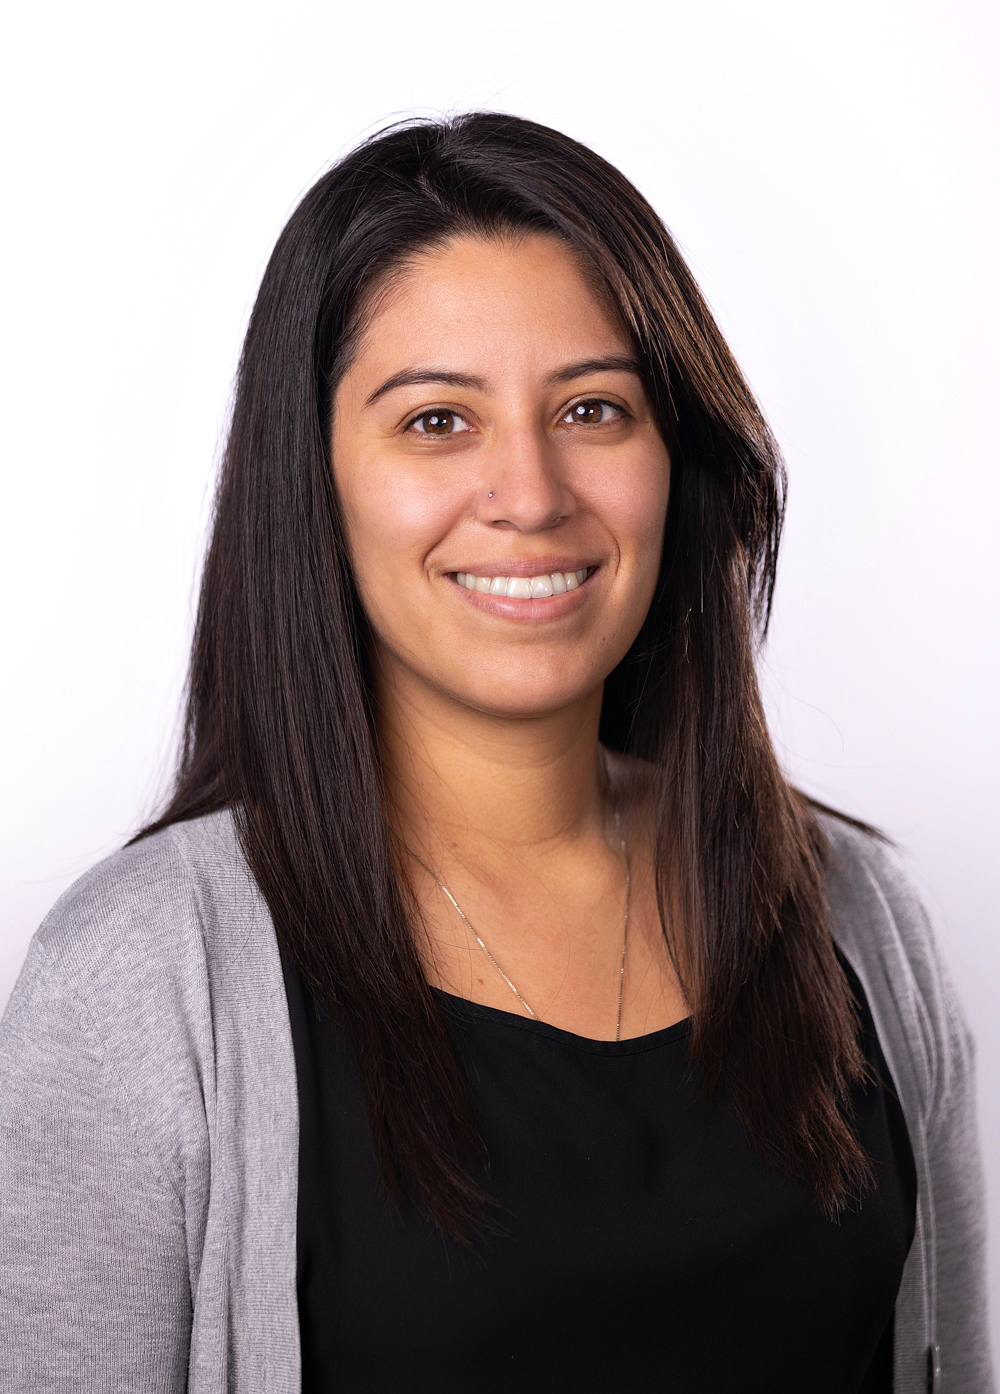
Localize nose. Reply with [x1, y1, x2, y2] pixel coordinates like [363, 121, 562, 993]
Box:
[475, 428, 576, 532]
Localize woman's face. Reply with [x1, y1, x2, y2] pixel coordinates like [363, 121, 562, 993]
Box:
[331, 233, 671, 721]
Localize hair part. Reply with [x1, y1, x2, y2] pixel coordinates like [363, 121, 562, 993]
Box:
[139, 112, 872, 1241]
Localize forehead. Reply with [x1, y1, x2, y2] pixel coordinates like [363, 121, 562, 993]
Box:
[347, 233, 631, 385]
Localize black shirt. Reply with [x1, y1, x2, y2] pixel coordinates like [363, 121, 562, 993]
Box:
[282, 954, 916, 1393]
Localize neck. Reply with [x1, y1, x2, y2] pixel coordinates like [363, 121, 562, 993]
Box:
[373, 650, 609, 874]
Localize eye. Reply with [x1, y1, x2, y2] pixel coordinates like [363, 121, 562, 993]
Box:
[408, 409, 471, 436]
[562, 399, 625, 426]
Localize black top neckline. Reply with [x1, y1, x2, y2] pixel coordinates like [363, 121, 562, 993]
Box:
[287, 949, 915, 1394]
[432, 985, 693, 1055]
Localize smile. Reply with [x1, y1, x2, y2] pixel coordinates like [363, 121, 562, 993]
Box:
[454, 569, 590, 598]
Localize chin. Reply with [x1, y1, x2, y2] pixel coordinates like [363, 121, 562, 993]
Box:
[456, 676, 602, 721]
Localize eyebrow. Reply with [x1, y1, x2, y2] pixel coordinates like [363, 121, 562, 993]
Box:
[543, 355, 643, 385]
[364, 355, 643, 407]
[365, 369, 485, 407]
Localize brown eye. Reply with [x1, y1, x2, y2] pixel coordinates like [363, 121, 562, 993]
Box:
[411, 409, 470, 435]
[564, 399, 621, 426]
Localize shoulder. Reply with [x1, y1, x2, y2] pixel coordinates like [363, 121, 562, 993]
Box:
[0, 813, 257, 1208]
[26, 809, 260, 990]
[3, 810, 270, 1103]
[818, 810, 939, 991]
[817, 808, 971, 1131]
[2, 810, 282, 1185]
[819, 812, 928, 947]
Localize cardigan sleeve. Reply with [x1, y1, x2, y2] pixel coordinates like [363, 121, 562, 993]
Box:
[826, 819, 995, 1394]
[0, 816, 299, 1394]
[874, 849, 995, 1394]
[926, 979, 994, 1393]
[0, 935, 193, 1392]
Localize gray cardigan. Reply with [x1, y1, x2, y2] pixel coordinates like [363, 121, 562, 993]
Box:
[0, 810, 993, 1392]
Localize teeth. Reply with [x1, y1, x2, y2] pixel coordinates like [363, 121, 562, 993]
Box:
[454, 568, 589, 597]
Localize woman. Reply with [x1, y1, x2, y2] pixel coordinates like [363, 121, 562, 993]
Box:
[0, 113, 991, 1393]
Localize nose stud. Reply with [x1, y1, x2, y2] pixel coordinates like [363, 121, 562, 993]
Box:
[488, 491, 494, 498]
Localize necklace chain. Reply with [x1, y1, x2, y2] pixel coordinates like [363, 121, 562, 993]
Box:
[410, 808, 631, 1042]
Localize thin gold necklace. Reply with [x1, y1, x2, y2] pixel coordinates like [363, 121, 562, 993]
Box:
[410, 809, 631, 1041]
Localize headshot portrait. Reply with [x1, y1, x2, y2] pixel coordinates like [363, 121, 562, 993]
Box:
[1, 2, 996, 1391]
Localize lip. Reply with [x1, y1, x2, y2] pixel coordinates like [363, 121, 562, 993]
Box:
[447, 563, 599, 623]
[447, 557, 599, 579]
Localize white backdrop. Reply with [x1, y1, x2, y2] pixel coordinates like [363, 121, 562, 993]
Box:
[3, 0, 997, 1356]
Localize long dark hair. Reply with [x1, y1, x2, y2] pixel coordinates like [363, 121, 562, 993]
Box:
[140, 112, 871, 1238]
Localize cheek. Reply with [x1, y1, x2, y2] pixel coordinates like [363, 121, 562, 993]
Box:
[584, 444, 670, 577]
[335, 451, 465, 595]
